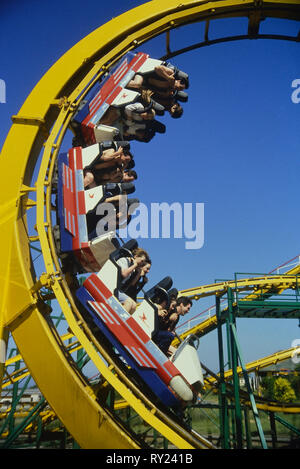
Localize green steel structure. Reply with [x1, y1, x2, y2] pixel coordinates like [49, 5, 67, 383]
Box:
[214, 275, 300, 449]
[1, 0, 300, 450]
[1, 272, 300, 448]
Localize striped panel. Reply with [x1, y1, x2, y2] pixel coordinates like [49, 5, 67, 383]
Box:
[89, 89, 103, 114]
[75, 147, 83, 170]
[88, 69, 121, 115]
[118, 70, 136, 89]
[68, 147, 83, 171]
[125, 346, 154, 368]
[131, 52, 149, 72]
[77, 190, 86, 215]
[62, 163, 76, 236]
[83, 66, 125, 125]
[135, 346, 156, 368]
[88, 91, 104, 117]
[83, 273, 181, 381]
[82, 53, 147, 128]
[105, 297, 175, 381]
[72, 170, 87, 250]
[62, 152, 90, 254]
[91, 301, 119, 325]
[89, 301, 155, 369]
[112, 57, 130, 83]
[89, 102, 110, 126]
[127, 316, 150, 344]
[76, 214, 88, 248]
[84, 273, 112, 301]
[105, 85, 122, 106]
[68, 148, 75, 170]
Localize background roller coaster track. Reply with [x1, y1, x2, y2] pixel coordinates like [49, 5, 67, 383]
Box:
[0, 0, 299, 449]
[179, 274, 300, 300]
[2, 343, 300, 442]
[173, 263, 300, 345]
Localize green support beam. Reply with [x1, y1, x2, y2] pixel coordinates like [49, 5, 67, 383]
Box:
[216, 296, 230, 449]
[229, 323, 267, 449]
[227, 288, 244, 449]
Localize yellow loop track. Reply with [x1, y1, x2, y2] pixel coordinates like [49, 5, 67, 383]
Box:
[0, 0, 299, 449]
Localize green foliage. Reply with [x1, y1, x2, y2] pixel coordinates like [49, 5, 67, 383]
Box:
[261, 376, 276, 401]
[261, 375, 298, 403]
[273, 377, 296, 403]
[289, 373, 300, 399]
[289, 365, 300, 399]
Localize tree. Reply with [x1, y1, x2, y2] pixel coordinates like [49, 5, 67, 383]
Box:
[261, 376, 276, 400]
[273, 377, 296, 403]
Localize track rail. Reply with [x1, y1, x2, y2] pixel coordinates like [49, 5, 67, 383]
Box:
[174, 262, 300, 344]
[1, 0, 299, 449]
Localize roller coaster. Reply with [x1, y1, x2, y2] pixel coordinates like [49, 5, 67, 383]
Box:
[1, 0, 300, 450]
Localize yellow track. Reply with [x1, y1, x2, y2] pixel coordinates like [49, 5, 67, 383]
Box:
[2, 343, 299, 437]
[173, 264, 300, 345]
[205, 346, 300, 387]
[0, 0, 299, 449]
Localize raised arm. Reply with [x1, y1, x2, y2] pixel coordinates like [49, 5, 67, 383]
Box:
[154, 65, 175, 84]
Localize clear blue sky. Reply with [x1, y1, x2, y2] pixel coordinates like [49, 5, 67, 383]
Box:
[1, 1, 300, 371]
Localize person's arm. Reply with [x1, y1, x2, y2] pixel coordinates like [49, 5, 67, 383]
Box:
[125, 268, 142, 287]
[167, 313, 178, 332]
[103, 194, 122, 204]
[127, 73, 144, 90]
[121, 262, 137, 279]
[118, 256, 144, 279]
[154, 65, 175, 84]
[83, 170, 96, 188]
[124, 102, 144, 120]
[99, 106, 120, 125]
[93, 147, 123, 170]
[156, 305, 168, 318]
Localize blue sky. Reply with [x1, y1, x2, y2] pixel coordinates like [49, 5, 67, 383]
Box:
[1, 1, 300, 371]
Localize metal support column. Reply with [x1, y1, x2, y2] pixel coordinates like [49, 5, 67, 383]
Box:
[216, 295, 229, 448]
[230, 323, 267, 449]
[269, 412, 277, 449]
[227, 288, 243, 448]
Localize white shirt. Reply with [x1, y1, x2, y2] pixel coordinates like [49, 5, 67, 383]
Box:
[116, 256, 134, 287]
[124, 102, 145, 121]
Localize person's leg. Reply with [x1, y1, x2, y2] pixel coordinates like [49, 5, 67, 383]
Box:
[117, 291, 137, 315]
[127, 74, 144, 90]
[122, 297, 137, 315]
[152, 330, 174, 355]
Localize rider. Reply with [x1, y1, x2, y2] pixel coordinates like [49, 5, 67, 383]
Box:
[153, 296, 192, 356]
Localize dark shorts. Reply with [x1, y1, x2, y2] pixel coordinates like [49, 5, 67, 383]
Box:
[152, 330, 175, 355]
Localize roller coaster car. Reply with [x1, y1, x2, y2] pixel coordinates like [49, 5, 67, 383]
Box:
[132, 281, 204, 393]
[171, 335, 204, 393]
[56, 143, 126, 272]
[69, 52, 187, 147]
[136, 57, 189, 90]
[131, 276, 173, 339]
[75, 240, 202, 408]
[70, 51, 151, 146]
